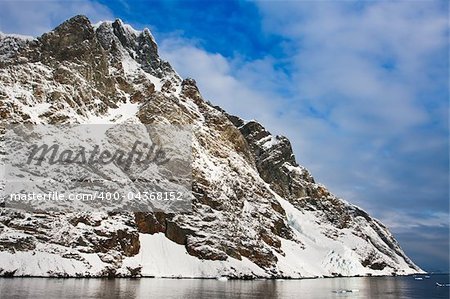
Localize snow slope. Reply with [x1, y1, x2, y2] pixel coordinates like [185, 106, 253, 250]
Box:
[0, 15, 422, 278]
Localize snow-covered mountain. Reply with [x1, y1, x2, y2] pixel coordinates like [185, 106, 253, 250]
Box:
[0, 15, 421, 278]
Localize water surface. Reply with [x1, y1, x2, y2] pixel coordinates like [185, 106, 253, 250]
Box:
[0, 275, 449, 298]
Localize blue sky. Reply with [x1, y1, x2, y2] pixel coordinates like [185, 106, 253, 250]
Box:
[0, 0, 448, 272]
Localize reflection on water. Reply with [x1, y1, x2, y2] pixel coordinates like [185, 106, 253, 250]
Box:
[0, 275, 449, 299]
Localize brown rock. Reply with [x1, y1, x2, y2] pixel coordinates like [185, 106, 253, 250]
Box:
[92, 229, 140, 257]
[165, 220, 195, 245]
[238, 244, 278, 270]
[134, 212, 167, 234]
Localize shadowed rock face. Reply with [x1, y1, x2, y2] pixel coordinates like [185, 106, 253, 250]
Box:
[0, 15, 421, 278]
[224, 113, 315, 200]
[40, 15, 101, 62]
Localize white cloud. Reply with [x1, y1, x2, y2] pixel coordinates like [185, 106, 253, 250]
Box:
[254, 1, 448, 207]
[159, 38, 286, 123]
[261, 1, 446, 133]
[0, 0, 113, 37]
[381, 211, 450, 233]
[160, 1, 448, 222]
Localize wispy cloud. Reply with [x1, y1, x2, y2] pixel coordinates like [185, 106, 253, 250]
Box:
[0, 0, 113, 36]
[160, 37, 286, 122]
[381, 211, 449, 232]
[160, 1, 448, 270]
[254, 0, 448, 209]
[161, 0, 448, 213]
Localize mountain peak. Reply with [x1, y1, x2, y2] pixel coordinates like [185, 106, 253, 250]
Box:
[111, 18, 137, 49]
[0, 15, 422, 278]
[51, 14, 93, 38]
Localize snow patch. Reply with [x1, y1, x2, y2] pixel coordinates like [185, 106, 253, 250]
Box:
[121, 233, 267, 278]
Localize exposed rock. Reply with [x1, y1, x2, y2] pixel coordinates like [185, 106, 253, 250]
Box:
[92, 228, 140, 257]
[0, 15, 421, 278]
[181, 78, 202, 103]
[186, 236, 228, 261]
[0, 235, 36, 252]
[134, 212, 168, 234]
[165, 220, 195, 245]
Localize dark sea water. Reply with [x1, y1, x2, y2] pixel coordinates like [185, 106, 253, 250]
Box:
[0, 275, 449, 299]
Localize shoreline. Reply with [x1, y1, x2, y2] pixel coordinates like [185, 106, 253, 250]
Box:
[0, 272, 433, 280]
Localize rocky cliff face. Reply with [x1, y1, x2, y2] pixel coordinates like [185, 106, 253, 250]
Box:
[0, 15, 421, 278]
